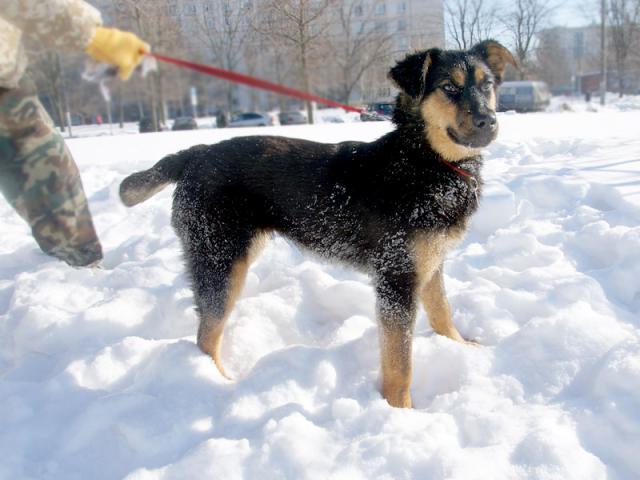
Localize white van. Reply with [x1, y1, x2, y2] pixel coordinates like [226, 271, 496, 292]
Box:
[497, 81, 551, 112]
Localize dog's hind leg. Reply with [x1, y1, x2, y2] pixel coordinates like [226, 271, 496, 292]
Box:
[174, 204, 266, 379]
[196, 231, 268, 377]
[195, 254, 250, 380]
[375, 271, 417, 408]
[420, 266, 465, 343]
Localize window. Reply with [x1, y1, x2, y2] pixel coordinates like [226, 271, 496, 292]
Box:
[354, 4, 363, 16]
[397, 2, 406, 14]
[374, 21, 387, 32]
[183, 4, 197, 15]
[375, 3, 386, 15]
[397, 19, 406, 31]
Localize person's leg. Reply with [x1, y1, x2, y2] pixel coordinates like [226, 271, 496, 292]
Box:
[0, 76, 102, 266]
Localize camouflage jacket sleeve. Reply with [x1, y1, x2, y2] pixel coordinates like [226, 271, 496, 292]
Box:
[0, 0, 102, 52]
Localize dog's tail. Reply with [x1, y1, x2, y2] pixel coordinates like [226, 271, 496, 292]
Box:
[119, 147, 194, 207]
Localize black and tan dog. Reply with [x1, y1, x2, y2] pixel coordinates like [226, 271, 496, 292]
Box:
[119, 41, 515, 408]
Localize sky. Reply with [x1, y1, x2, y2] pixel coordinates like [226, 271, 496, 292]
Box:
[552, 0, 600, 28]
[455, 0, 602, 49]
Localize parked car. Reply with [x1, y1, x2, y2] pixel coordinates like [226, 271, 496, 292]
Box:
[228, 112, 273, 127]
[138, 117, 154, 133]
[497, 81, 551, 112]
[360, 102, 394, 121]
[70, 114, 86, 126]
[278, 111, 307, 125]
[172, 116, 198, 131]
[138, 117, 170, 133]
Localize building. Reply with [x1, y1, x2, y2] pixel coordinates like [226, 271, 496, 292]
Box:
[537, 25, 602, 94]
[538, 24, 640, 95]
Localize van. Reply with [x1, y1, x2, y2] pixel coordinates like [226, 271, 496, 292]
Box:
[497, 81, 551, 112]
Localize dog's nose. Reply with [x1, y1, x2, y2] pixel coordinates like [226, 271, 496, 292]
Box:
[472, 112, 497, 131]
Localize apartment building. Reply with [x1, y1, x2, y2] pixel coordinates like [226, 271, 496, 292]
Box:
[538, 24, 640, 95]
[537, 25, 603, 94]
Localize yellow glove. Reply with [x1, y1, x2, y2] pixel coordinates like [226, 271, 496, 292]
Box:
[85, 27, 150, 80]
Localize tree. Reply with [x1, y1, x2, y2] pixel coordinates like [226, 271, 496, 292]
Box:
[256, 0, 335, 123]
[27, 50, 68, 130]
[329, 0, 393, 104]
[608, 0, 640, 96]
[194, 0, 255, 113]
[501, 0, 554, 79]
[116, 0, 186, 130]
[241, 34, 301, 112]
[534, 28, 573, 90]
[445, 0, 498, 49]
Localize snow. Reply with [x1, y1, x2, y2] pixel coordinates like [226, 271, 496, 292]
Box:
[2, 102, 640, 479]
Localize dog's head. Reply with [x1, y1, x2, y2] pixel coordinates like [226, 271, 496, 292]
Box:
[389, 40, 516, 162]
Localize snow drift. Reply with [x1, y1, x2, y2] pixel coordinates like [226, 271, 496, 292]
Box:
[1, 107, 639, 479]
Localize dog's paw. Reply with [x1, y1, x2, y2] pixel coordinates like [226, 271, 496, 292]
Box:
[382, 386, 413, 408]
[463, 337, 481, 347]
[214, 360, 233, 381]
[385, 395, 413, 409]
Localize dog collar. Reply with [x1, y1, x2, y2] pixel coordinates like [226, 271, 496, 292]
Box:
[441, 159, 473, 178]
[441, 159, 479, 203]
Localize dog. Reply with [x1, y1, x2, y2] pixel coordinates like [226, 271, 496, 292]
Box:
[119, 40, 515, 408]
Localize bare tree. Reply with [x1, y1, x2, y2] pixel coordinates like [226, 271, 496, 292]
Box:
[329, 0, 393, 104]
[194, 1, 255, 113]
[241, 36, 301, 112]
[446, 0, 499, 49]
[256, 0, 335, 123]
[608, 0, 640, 96]
[534, 28, 573, 89]
[27, 50, 68, 130]
[501, 0, 554, 79]
[117, 0, 186, 130]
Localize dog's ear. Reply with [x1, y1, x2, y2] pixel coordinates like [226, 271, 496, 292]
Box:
[470, 40, 517, 84]
[388, 49, 438, 99]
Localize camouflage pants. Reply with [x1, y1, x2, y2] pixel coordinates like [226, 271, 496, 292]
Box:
[0, 76, 102, 266]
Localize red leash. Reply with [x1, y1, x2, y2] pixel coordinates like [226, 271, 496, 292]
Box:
[147, 53, 363, 114]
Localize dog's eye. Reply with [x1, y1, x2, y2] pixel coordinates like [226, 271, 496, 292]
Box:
[442, 84, 461, 95]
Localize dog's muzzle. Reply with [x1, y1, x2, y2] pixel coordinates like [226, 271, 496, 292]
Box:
[448, 111, 497, 148]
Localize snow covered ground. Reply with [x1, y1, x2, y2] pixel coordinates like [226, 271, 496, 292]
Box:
[1, 103, 639, 479]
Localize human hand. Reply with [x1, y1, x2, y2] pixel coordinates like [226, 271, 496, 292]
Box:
[85, 27, 150, 80]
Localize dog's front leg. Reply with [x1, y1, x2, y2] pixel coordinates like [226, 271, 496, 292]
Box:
[375, 272, 416, 408]
[421, 265, 465, 343]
